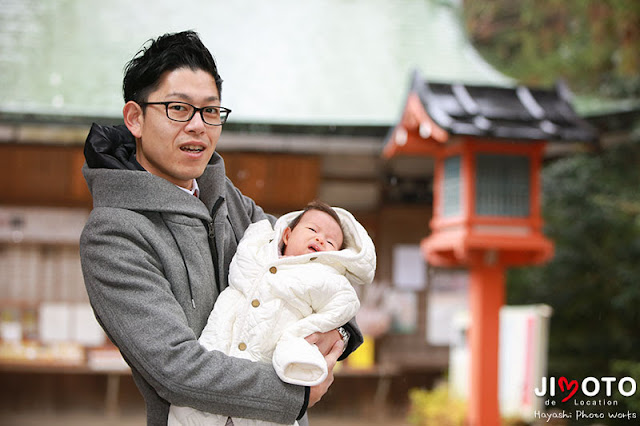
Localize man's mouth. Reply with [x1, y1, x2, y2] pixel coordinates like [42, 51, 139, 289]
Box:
[180, 145, 205, 153]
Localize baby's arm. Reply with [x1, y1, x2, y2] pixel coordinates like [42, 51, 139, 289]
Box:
[272, 275, 360, 386]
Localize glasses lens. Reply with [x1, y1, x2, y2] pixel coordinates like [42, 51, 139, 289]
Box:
[166, 102, 194, 121]
[202, 107, 222, 125]
[202, 107, 230, 125]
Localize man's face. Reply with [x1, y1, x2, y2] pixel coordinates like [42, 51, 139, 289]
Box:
[282, 210, 344, 257]
[128, 67, 222, 189]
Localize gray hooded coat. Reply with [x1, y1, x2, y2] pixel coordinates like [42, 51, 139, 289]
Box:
[79, 124, 362, 425]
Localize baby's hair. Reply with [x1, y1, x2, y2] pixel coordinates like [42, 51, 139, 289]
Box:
[287, 200, 346, 250]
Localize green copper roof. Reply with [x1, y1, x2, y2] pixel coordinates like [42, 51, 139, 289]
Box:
[0, 0, 511, 126]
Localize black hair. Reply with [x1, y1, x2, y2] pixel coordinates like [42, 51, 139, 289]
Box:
[122, 30, 223, 103]
[287, 200, 346, 250]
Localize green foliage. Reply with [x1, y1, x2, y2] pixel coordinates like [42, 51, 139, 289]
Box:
[611, 360, 640, 413]
[462, 0, 640, 99]
[407, 384, 528, 425]
[507, 135, 640, 423]
[407, 385, 467, 426]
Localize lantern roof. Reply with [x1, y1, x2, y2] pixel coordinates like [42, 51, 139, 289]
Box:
[409, 70, 598, 143]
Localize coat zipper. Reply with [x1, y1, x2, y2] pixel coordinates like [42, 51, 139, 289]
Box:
[207, 197, 225, 294]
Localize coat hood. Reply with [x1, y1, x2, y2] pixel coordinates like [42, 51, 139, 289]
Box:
[273, 207, 376, 287]
[81, 123, 228, 220]
[84, 123, 145, 171]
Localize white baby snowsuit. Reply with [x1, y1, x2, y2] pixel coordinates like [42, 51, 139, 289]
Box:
[168, 207, 376, 426]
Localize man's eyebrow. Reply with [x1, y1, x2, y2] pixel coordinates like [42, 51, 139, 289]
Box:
[166, 92, 220, 103]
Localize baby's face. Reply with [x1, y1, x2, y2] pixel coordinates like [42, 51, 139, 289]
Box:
[282, 210, 343, 257]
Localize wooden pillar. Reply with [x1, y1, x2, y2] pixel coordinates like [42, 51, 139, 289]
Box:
[468, 258, 505, 426]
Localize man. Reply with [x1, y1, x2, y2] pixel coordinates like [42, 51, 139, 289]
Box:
[79, 30, 362, 426]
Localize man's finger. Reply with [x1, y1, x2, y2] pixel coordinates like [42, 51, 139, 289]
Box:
[325, 339, 343, 367]
[305, 332, 320, 344]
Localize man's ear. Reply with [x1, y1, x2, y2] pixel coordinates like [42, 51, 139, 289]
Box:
[123, 101, 144, 138]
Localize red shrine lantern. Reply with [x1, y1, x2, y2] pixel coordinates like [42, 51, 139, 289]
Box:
[384, 71, 597, 426]
[425, 136, 552, 268]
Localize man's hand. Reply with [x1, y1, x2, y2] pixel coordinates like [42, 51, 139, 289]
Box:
[305, 332, 343, 407]
[306, 330, 342, 356]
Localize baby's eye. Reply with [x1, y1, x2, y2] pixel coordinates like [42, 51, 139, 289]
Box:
[327, 241, 335, 247]
[307, 227, 316, 232]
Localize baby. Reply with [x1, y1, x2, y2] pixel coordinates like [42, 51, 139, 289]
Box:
[168, 201, 376, 426]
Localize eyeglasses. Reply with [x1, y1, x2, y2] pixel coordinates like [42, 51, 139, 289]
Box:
[140, 101, 231, 125]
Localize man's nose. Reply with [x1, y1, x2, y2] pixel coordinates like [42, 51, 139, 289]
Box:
[185, 110, 206, 131]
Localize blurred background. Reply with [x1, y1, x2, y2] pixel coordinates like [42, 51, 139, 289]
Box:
[1, 0, 638, 425]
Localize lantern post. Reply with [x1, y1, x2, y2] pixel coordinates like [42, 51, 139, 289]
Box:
[384, 71, 596, 426]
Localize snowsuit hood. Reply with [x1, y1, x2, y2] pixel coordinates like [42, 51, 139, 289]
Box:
[274, 207, 376, 287]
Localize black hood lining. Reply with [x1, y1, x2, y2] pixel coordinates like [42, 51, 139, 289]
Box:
[84, 123, 145, 171]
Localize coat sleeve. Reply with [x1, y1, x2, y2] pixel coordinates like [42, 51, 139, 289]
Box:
[340, 317, 363, 361]
[271, 273, 360, 386]
[80, 208, 305, 424]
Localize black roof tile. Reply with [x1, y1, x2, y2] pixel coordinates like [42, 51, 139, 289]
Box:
[411, 70, 598, 143]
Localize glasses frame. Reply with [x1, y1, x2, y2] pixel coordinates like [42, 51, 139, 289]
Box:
[139, 101, 232, 126]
